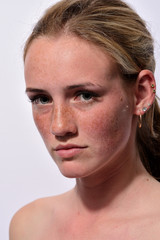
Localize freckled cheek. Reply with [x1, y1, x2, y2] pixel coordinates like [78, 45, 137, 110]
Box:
[80, 106, 129, 144]
[82, 114, 118, 140]
[32, 111, 51, 140]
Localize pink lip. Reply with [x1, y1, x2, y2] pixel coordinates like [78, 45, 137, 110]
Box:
[54, 144, 87, 159]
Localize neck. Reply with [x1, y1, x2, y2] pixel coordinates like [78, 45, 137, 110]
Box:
[74, 152, 151, 216]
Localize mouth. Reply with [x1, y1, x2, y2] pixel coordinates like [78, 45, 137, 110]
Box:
[54, 144, 87, 159]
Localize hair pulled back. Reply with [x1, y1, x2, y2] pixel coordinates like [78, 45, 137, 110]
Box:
[24, 0, 160, 180]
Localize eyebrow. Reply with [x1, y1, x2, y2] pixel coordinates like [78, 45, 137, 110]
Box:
[66, 82, 100, 90]
[25, 82, 102, 93]
[25, 88, 46, 93]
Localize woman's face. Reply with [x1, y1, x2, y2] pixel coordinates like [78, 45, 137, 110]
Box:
[25, 35, 135, 179]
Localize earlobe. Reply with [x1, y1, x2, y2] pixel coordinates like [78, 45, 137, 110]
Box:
[133, 70, 156, 116]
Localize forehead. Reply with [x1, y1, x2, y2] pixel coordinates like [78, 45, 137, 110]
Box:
[24, 35, 120, 88]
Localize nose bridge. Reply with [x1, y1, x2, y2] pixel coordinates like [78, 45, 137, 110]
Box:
[51, 102, 76, 136]
[54, 103, 69, 125]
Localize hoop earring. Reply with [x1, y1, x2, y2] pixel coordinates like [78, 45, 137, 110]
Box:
[138, 115, 142, 128]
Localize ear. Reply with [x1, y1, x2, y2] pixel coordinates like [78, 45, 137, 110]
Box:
[133, 70, 156, 116]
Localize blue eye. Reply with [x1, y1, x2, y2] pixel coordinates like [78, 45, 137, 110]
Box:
[30, 95, 51, 105]
[75, 91, 99, 103]
[38, 96, 50, 104]
[81, 92, 93, 101]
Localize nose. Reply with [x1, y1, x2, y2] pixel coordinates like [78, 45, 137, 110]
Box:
[50, 104, 77, 137]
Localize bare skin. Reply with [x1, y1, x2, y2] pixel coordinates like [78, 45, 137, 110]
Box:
[10, 35, 160, 239]
[10, 175, 160, 240]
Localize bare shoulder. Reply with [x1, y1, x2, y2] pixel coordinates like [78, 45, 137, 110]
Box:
[9, 190, 73, 240]
[149, 178, 160, 206]
[144, 178, 160, 214]
[9, 199, 41, 240]
[137, 178, 160, 239]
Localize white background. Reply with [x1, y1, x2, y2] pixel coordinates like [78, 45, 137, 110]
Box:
[1, 1, 160, 239]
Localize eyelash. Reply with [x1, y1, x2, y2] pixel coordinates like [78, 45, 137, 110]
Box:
[28, 90, 99, 105]
[74, 90, 99, 102]
[29, 95, 51, 105]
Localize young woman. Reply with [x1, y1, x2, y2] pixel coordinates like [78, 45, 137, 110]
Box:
[10, 0, 160, 239]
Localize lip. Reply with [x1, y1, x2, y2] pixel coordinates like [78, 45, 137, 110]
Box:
[54, 144, 87, 159]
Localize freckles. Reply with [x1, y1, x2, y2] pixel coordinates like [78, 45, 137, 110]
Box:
[88, 117, 102, 133]
[33, 113, 49, 138]
[82, 103, 128, 143]
[80, 111, 104, 135]
[82, 111, 113, 139]
[63, 107, 74, 119]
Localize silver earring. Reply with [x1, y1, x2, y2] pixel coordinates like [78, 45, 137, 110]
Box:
[142, 107, 147, 112]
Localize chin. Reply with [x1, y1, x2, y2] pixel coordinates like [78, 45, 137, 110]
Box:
[57, 161, 89, 179]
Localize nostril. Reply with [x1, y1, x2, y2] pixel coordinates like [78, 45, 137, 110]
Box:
[51, 127, 77, 137]
[50, 119, 77, 137]
[54, 132, 78, 142]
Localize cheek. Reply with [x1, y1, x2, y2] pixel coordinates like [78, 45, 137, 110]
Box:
[80, 103, 131, 146]
[83, 112, 118, 139]
[32, 111, 51, 140]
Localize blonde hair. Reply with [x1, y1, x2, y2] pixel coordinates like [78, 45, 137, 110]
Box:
[24, 0, 160, 180]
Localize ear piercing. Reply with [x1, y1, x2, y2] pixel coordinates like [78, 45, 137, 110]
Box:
[138, 104, 149, 128]
[142, 107, 147, 112]
[151, 84, 156, 93]
[139, 84, 155, 115]
[138, 115, 142, 128]
[142, 103, 151, 113]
